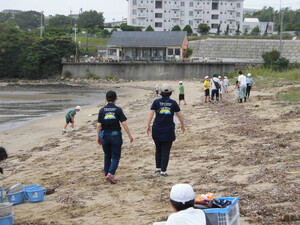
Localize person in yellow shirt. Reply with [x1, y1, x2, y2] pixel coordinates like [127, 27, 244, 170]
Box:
[203, 76, 210, 103]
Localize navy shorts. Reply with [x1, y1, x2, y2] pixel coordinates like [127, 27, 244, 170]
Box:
[66, 118, 73, 124]
[205, 89, 209, 96]
[179, 94, 185, 100]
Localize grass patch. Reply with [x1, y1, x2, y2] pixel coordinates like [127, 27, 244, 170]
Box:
[285, 154, 300, 160]
[72, 37, 108, 47]
[86, 72, 100, 79]
[277, 87, 300, 102]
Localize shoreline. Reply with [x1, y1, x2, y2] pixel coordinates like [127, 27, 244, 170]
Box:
[0, 80, 299, 225]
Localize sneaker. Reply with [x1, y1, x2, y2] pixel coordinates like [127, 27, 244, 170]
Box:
[155, 168, 161, 174]
[106, 173, 117, 184]
[160, 171, 168, 177]
[62, 129, 67, 134]
[72, 128, 77, 131]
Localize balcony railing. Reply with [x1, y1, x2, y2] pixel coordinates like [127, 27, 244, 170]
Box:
[171, 14, 180, 19]
[227, 15, 236, 20]
[171, 4, 180, 9]
[137, 4, 146, 8]
[137, 13, 146, 18]
[227, 6, 236, 11]
[194, 5, 203, 10]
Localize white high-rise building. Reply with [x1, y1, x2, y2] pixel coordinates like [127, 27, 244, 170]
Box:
[127, 0, 244, 34]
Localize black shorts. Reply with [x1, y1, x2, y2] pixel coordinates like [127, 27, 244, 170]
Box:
[179, 94, 185, 100]
[66, 118, 73, 124]
[205, 89, 209, 96]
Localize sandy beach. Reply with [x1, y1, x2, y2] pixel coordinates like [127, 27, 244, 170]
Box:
[0, 80, 299, 225]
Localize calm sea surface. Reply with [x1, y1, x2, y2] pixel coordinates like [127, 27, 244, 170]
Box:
[0, 82, 105, 132]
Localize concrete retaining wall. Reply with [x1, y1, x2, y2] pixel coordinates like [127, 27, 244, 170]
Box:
[62, 62, 239, 80]
[189, 38, 300, 63]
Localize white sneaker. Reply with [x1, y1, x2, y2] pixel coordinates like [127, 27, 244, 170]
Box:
[72, 128, 77, 131]
[62, 129, 67, 134]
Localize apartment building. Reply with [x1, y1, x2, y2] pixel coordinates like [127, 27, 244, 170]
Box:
[127, 0, 244, 34]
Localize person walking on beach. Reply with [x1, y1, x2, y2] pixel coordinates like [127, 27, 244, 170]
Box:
[246, 73, 254, 99]
[238, 71, 247, 103]
[203, 76, 210, 103]
[146, 83, 185, 176]
[62, 106, 81, 134]
[210, 74, 221, 104]
[178, 81, 187, 105]
[97, 91, 133, 184]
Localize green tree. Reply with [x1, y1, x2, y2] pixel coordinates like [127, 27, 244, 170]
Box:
[0, 12, 13, 23]
[243, 27, 249, 36]
[77, 10, 104, 29]
[261, 49, 289, 71]
[13, 11, 43, 30]
[185, 48, 193, 58]
[46, 14, 74, 27]
[183, 25, 193, 35]
[251, 26, 261, 36]
[216, 24, 221, 35]
[224, 25, 229, 35]
[235, 24, 241, 35]
[171, 25, 181, 31]
[197, 24, 210, 35]
[145, 25, 154, 31]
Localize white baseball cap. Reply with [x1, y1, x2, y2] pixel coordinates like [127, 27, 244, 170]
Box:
[205, 76, 209, 79]
[218, 76, 222, 79]
[170, 184, 195, 204]
[247, 73, 252, 77]
[75, 106, 81, 110]
[160, 83, 174, 93]
[179, 81, 183, 84]
[224, 76, 227, 79]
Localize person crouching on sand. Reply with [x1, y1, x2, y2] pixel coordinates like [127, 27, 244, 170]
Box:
[165, 184, 206, 225]
[146, 83, 185, 177]
[62, 106, 81, 134]
[97, 91, 133, 184]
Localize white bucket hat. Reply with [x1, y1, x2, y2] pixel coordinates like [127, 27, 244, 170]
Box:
[75, 106, 81, 110]
[170, 184, 195, 204]
[247, 73, 252, 77]
[160, 83, 174, 93]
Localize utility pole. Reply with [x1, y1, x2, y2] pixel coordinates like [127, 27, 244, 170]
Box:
[279, 0, 283, 53]
[73, 23, 78, 42]
[40, 11, 44, 38]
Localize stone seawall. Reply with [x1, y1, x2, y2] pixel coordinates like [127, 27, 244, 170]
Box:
[189, 38, 300, 63]
[62, 62, 240, 80]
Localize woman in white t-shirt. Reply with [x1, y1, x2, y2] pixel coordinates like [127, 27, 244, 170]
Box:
[166, 184, 206, 225]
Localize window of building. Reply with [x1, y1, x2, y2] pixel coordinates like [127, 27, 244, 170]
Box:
[207, 2, 209, 5]
[220, 12, 223, 14]
[211, 24, 218, 29]
[175, 49, 180, 55]
[155, 22, 162, 27]
[181, 2, 185, 7]
[108, 49, 117, 56]
[180, 20, 185, 26]
[236, 12, 241, 17]
[132, 19, 137, 25]
[155, 1, 162, 8]
[133, 0, 137, 5]
[237, 3, 241, 8]
[168, 49, 173, 55]
[180, 11, 185, 16]
[212, 3, 218, 10]
[189, 11, 193, 16]
[211, 15, 219, 20]
[155, 13, 163, 18]
[189, 20, 193, 25]
[132, 9, 137, 15]
[189, 2, 194, 7]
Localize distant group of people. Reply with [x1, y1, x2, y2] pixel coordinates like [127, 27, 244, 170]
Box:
[203, 71, 254, 104]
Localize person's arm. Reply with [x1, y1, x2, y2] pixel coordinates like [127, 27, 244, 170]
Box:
[96, 122, 102, 145]
[175, 112, 185, 133]
[146, 111, 155, 135]
[121, 121, 133, 143]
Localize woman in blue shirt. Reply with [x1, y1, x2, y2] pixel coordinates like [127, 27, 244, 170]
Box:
[146, 83, 185, 176]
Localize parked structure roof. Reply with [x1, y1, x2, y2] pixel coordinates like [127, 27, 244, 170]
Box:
[107, 31, 187, 48]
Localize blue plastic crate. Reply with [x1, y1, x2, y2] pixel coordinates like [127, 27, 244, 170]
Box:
[203, 197, 240, 225]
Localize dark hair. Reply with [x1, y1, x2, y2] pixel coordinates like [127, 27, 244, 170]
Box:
[170, 199, 195, 212]
[160, 92, 172, 97]
[106, 91, 117, 102]
[0, 147, 7, 161]
[239, 71, 243, 74]
[213, 74, 217, 77]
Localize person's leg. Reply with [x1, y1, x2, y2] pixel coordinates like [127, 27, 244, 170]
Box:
[160, 141, 173, 173]
[63, 123, 68, 129]
[211, 89, 216, 102]
[108, 134, 123, 175]
[247, 86, 251, 98]
[70, 122, 74, 129]
[154, 140, 163, 171]
[216, 90, 219, 102]
[101, 135, 112, 176]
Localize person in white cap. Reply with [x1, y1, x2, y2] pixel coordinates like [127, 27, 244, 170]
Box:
[62, 106, 81, 134]
[203, 76, 210, 103]
[246, 73, 254, 99]
[224, 76, 229, 93]
[178, 81, 187, 105]
[146, 83, 185, 177]
[166, 184, 206, 225]
[237, 71, 247, 103]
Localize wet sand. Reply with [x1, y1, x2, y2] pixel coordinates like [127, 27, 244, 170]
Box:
[0, 80, 299, 225]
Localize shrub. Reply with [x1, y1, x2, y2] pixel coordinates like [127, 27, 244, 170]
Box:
[185, 48, 193, 58]
[262, 50, 289, 71]
[86, 72, 99, 79]
[104, 75, 116, 80]
[63, 70, 72, 78]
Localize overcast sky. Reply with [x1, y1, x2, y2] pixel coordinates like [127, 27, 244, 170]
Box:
[0, 0, 299, 22]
